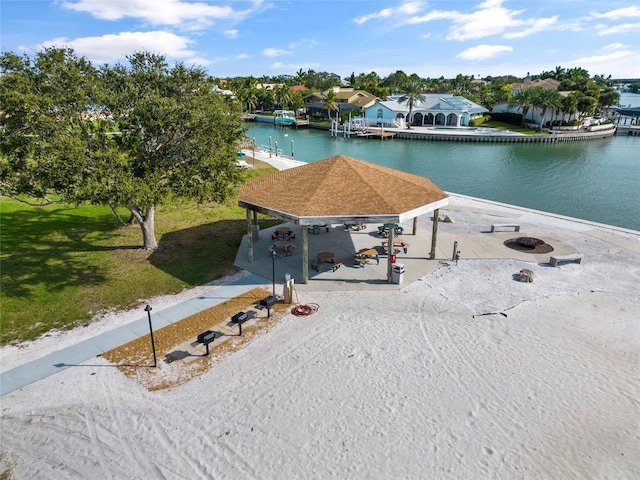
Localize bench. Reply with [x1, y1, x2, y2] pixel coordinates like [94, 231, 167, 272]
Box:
[491, 224, 520, 233]
[311, 260, 342, 272]
[549, 253, 582, 267]
[307, 224, 330, 234]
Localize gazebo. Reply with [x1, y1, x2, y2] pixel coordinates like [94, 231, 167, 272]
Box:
[238, 155, 449, 283]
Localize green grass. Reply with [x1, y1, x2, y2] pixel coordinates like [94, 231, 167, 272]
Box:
[483, 121, 541, 135]
[0, 159, 279, 346]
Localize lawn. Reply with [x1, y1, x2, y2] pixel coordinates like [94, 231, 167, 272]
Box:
[483, 120, 541, 135]
[0, 160, 279, 346]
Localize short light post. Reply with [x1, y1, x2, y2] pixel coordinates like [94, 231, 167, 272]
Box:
[271, 249, 277, 296]
[144, 304, 157, 367]
[291, 140, 294, 158]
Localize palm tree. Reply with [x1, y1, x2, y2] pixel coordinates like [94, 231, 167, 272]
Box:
[508, 87, 538, 127]
[562, 94, 579, 123]
[323, 89, 339, 121]
[534, 88, 563, 130]
[274, 85, 292, 110]
[398, 80, 426, 129]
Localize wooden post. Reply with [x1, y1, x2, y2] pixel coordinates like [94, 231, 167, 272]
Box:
[387, 223, 395, 283]
[430, 208, 439, 260]
[246, 208, 254, 263]
[252, 211, 260, 241]
[302, 226, 309, 284]
[412, 217, 418, 235]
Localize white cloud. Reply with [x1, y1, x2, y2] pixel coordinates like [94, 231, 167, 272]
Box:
[236, 53, 250, 60]
[568, 49, 637, 73]
[271, 61, 319, 71]
[61, 0, 249, 30]
[224, 29, 239, 38]
[593, 5, 640, 20]
[602, 43, 626, 51]
[457, 44, 512, 61]
[364, 0, 557, 41]
[446, 0, 526, 41]
[596, 22, 640, 35]
[40, 31, 198, 64]
[288, 39, 319, 50]
[504, 16, 558, 39]
[353, 1, 426, 25]
[263, 48, 289, 57]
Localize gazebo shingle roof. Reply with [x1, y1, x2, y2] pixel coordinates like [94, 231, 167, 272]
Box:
[239, 155, 448, 219]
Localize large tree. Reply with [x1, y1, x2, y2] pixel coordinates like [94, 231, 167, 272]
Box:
[0, 48, 245, 250]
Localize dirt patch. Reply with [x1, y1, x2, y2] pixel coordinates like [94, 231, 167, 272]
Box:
[102, 288, 290, 391]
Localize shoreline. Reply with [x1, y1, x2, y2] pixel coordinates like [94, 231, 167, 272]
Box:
[1, 148, 639, 479]
[251, 115, 618, 142]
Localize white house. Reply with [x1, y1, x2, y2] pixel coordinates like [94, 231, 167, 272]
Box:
[363, 94, 488, 128]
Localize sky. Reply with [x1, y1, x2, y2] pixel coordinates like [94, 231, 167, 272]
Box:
[2, 0, 639, 80]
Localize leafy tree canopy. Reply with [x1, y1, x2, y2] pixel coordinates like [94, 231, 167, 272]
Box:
[0, 48, 245, 249]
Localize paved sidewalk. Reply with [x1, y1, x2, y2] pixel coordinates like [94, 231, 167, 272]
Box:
[0, 273, 269, 396]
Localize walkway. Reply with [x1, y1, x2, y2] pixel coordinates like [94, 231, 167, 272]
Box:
[0, 273, 269, 396]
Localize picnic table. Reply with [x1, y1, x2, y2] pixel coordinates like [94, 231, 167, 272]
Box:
[382, 238, 410, 254]
[316, 251, 336, 263]
[377, 224, 404, 238]
[272, 227, 295, 240]
[356, 248, 380, 264]
[272, 241, 296, 256]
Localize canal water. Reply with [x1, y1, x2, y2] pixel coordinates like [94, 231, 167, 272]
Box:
[244, 93, 640, 231]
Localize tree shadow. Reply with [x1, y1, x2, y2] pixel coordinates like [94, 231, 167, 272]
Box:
[148, 218, 274, 285]
[1, 205, 138, 298]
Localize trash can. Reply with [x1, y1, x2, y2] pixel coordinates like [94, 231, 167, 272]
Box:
[391, 263, 405, 284]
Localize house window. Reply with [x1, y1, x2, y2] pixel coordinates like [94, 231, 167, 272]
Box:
[377, 109, 383, 119]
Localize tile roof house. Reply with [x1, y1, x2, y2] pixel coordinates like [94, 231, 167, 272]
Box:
[304, 88, 380, 119]
[363, 94, 488, 128]
[511, 78, 561, 92]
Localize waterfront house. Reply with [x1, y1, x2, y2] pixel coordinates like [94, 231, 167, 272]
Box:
[305, 88, 379, 119]
[363, 94, 488, 128]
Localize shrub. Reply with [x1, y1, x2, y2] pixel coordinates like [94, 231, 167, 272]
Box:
[469, 115, 489, 126]
[488, 112, 522, 126]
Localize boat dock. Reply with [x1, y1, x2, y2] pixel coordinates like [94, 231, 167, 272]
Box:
[616, 125, 640, 136]
[355, 128, 396, 139]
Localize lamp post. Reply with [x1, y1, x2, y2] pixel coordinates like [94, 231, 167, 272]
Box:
[252, 137, 256, 166]
[271, 249, 276, 296]
[291, 140, 294, 158]
[144, 304, 157, 367]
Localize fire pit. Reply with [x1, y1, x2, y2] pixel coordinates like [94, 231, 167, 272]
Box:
[503, 237, 554, 254]
[515, 237, 544, 248]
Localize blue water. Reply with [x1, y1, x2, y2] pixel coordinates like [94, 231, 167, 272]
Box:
[245, 93, 640, 231]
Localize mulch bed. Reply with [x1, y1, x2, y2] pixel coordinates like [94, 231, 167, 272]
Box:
[102, 287, 290, 391]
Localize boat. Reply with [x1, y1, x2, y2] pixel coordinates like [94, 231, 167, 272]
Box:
[273, 110, 296, 126]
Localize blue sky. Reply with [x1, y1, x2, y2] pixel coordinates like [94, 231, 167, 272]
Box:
[2, 0, 639, 80]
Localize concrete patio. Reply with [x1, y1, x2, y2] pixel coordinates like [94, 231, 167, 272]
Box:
[233, 195, 587, 292]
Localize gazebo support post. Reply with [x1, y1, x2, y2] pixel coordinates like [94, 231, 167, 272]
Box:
[252, 211, 260, 241]
[302, 226, 309, 284]
[246, 208, 254, 263]
[387, 223, 395, 283]
[430, 208, 439, 260]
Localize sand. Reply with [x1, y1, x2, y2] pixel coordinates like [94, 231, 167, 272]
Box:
[1, 152, 639, 479]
